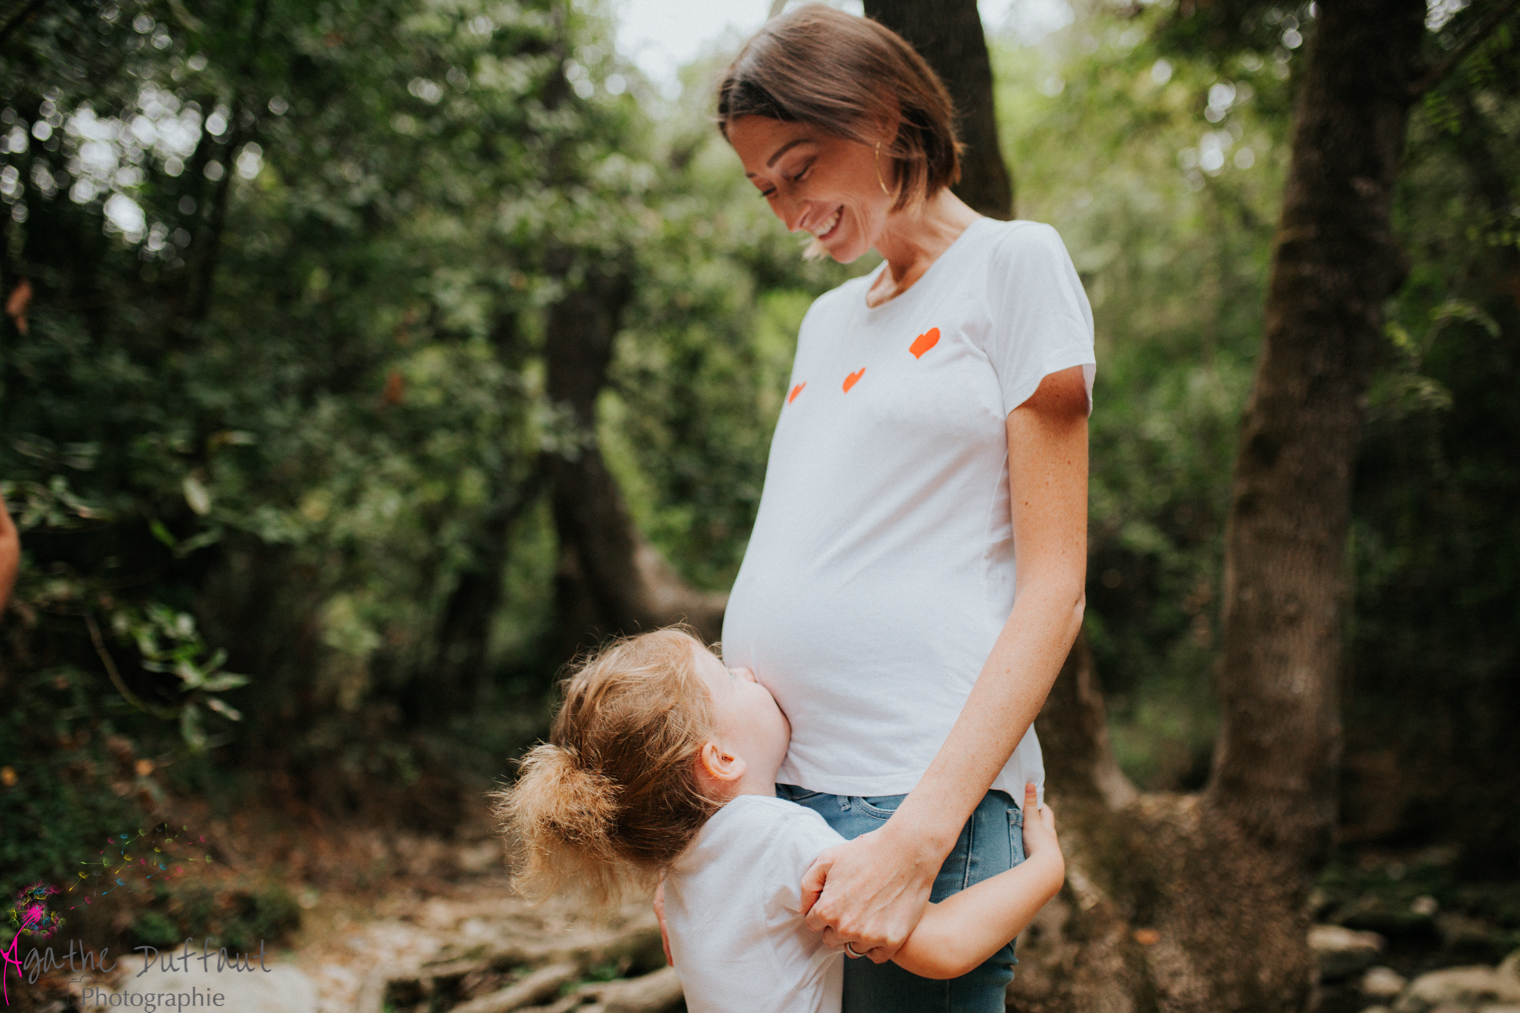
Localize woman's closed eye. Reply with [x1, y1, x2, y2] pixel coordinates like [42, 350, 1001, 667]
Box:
[758, 161, 814, 199]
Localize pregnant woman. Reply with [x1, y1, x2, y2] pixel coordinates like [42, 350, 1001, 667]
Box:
[715, 7, 1094, 1011]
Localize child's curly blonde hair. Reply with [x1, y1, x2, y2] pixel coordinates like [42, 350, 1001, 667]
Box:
[492, 628, 723, 907]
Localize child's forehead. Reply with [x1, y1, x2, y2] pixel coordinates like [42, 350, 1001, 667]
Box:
[688, 644, 737, 706]
[688, 638, 721, 667]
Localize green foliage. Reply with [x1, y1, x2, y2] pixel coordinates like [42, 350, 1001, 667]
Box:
[0, 667, 140, 900]
[1153, 0, 1316, 75]
[1317, 848, 1520, 960]
[1, 0, 628, 719]
[129, 882, 302, 952]
[1346, 12, 1520, 870]
[0, 0, 673, 881]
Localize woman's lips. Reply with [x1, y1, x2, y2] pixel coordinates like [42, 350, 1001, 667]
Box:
[812, 206, 843, 241]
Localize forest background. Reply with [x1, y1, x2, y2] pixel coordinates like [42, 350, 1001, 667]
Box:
[0, 0, 1517, 1003]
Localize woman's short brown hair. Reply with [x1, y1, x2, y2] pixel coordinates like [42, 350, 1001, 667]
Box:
[717, 5, 962, 211]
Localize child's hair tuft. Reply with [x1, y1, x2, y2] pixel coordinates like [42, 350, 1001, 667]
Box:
[492, 627, 722, 909]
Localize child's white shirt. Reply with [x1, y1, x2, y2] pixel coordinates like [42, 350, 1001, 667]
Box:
[664, 795, 846, 1013]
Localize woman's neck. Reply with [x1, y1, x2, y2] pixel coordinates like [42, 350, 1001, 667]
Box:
[867, 189, 982, 308]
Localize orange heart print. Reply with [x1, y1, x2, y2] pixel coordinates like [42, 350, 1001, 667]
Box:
[909, 327, 940, 359]
[842, 368, 866, 393]
[788, 382, 806, 403]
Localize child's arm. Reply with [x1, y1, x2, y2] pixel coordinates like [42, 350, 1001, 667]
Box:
[890, 784, 1064, 980]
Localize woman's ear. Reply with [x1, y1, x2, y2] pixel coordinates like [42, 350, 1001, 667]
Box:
[872, 108, 902, 152]
[698, 741, 747, 784]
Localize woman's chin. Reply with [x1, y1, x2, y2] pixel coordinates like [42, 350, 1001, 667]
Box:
[801, 212, 871, 263]
[824, 236, 870, 264]
[804, 233, 863, 264]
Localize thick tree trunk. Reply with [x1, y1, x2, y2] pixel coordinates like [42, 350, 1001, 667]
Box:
[1207, 0, 1427, 870]
[542, 270, 726, 655]
[1018, 638, 1313, 1013]
[862, 0, 1014, 219]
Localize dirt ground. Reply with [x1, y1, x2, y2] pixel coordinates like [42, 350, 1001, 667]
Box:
[16, 797, 660, 1013]
[15, 794, 1516, 1013]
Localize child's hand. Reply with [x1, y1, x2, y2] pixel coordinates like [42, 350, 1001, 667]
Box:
[1021, 783, 1061, 863]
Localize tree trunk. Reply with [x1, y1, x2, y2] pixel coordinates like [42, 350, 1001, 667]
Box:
[542, 269, 726, 656]
[1021, 635, 1314, 1013]
[1207, 0, 1427, 870]
[862, 0, 1014, 219]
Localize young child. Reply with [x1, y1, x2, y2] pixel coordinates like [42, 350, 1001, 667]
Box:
[494, 628, 1065, 1013]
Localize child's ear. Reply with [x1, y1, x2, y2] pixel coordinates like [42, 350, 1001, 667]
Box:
[698, 741, 746, 783]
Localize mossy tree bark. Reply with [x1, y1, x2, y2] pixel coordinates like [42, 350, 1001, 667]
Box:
[1207, 0, 1427, 871]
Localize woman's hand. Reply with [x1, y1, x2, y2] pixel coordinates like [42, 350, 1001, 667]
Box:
[799, 823, 941, 962]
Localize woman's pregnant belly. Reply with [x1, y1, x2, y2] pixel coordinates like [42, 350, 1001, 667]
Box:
[722, 555, 1010, 795]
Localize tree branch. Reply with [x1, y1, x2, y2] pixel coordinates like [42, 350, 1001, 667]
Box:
[1411, 0, 1520, 97]
[86, 612, 176, 719]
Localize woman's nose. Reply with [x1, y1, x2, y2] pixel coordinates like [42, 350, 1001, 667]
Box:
[771, 197, 806, 234]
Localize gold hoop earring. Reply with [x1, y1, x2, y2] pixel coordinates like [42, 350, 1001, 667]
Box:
[874, 141, 891, 197]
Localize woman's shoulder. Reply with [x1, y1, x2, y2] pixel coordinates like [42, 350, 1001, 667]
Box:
[969, 220, 1087, 309]
[973, 218, 1072, 267]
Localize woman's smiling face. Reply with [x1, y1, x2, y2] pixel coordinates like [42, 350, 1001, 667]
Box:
[727, 115, 894, 264]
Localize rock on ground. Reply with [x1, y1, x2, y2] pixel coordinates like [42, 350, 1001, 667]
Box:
[1364, 966, 1408, 1001]
[1311, 924, 1387, 980]
[1391, 965, 1520, 1013]
[1502, 950, 1520, 988]
[117, 961, 318, 1013]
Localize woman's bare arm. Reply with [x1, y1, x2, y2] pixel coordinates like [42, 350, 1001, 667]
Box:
[801, 364, 1089, 959]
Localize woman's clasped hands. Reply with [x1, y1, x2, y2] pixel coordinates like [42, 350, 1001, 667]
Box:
[800, 783, 1061, 964]
[800, 821, 940, 962]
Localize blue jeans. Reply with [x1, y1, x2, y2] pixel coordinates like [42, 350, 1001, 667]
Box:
[776, 785, 1024, 1013]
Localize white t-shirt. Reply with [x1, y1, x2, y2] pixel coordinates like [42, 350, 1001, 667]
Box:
[722, 218, 1096, 798]
[665, 795, 846, 1013]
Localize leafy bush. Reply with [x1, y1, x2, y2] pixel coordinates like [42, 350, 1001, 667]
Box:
[128, 883, 301, 953]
